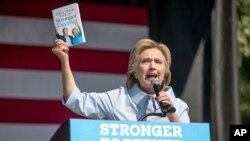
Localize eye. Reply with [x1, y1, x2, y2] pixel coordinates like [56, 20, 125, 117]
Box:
[155, 59, 163, 64]
[141, 58, 151, 64]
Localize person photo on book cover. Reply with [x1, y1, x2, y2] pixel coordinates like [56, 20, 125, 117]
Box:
[56, 27, 73, 46]
[71, 23, 84, 45]
[52, 38, 190, 123]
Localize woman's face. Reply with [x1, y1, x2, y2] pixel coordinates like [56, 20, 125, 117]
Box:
[135, 48, 166, 94]
[72, 29, 78, 36]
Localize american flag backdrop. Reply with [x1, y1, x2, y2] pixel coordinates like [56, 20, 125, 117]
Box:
[0, 1, 148, 140]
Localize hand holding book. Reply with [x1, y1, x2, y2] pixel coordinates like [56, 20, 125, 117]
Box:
[52, 39, 69, 62]
[52, 3, 86, 47]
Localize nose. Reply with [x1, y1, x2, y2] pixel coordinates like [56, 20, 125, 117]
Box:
[149, 61, 156, 70]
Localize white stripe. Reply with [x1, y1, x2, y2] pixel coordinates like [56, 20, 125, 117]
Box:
[0, 69, 126, 100]
[0, 123, 59, 141]
[0, 15, 148, 51]
[0, 8, 147, 141]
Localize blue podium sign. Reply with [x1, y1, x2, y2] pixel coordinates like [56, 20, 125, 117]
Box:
[51, 118, 210, 141]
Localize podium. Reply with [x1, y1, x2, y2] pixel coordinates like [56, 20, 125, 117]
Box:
[51, 118, 210, 141]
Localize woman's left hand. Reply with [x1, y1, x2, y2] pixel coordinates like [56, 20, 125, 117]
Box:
[156, 91, 180, 122]
[156, 91, 173, 106]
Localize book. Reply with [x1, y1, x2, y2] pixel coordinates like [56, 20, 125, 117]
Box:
[52, 3, 86, 46]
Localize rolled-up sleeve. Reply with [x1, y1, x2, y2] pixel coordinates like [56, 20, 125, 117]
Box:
[62, 86, 115, 119]
[174, 99, 190, 123]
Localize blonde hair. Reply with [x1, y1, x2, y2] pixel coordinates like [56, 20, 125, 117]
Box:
[72, 28, 79, 36]
[126, 38, 172, 90]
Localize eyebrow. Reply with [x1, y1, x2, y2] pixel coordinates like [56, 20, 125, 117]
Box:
[140, 56, 164, 60]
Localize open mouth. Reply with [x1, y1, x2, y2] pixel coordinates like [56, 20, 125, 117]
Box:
[146, 74, 158, 80]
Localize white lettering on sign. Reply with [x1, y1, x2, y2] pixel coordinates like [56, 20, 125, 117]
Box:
[100, 123, 182, 138]
[100, 139, 181, 141]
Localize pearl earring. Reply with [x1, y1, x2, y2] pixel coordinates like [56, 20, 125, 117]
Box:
[134, 73, 137, 79]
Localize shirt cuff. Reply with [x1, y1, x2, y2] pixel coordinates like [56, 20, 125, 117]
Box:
[62, 86, 80, 105]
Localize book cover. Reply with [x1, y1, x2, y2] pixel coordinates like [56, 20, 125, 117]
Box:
[52, 3, 86, 46]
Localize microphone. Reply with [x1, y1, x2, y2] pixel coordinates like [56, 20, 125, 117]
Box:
[151, 79, 176, 114]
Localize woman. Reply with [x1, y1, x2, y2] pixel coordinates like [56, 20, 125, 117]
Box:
[71, 26, 83, 45]
[52, 38, 190, 122]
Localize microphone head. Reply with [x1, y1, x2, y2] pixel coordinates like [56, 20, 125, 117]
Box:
[151, 78, 160, 86]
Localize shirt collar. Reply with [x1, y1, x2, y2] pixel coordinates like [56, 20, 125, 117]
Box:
[128, 84, 177, 110]
[128, 84, 154, 110]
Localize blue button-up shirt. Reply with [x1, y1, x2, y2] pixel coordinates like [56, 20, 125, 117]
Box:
[63, 84, 190, 123]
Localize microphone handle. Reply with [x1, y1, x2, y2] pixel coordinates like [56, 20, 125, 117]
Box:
[160, 102, 176, 114]
[153, 84, 176, 114]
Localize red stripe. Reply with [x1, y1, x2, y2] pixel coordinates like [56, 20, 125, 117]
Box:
[0, 44, 129, 74]
[0, 97, 83, 124]
[0, 1, 148, 25]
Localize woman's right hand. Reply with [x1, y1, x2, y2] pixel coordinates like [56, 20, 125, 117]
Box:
[52, 39, 69, 62]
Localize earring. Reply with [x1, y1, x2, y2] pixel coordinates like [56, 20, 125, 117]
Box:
[134, 73, 137, 79]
